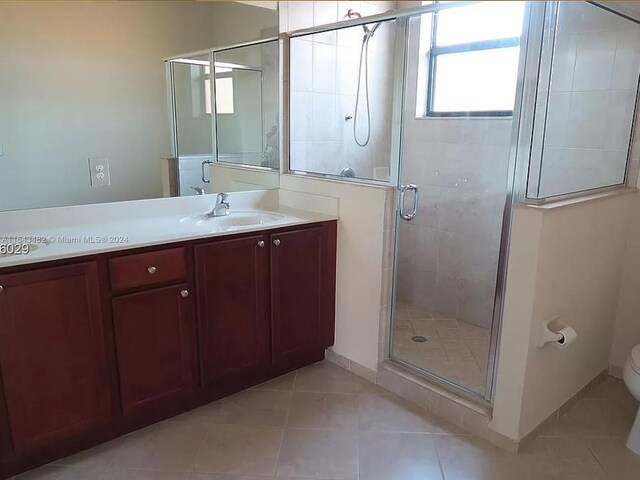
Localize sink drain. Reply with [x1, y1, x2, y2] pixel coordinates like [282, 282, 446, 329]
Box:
[412, 335, 427, 343]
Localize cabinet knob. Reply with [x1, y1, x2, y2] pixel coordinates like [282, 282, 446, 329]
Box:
[273, 239, 281, 246]
[147, 266, 157, 275]
[0, 286, 3, 293]
[180, 289, 189, 298]
[257, 240, 265, 248]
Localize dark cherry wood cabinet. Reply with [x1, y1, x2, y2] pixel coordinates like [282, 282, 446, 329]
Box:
[271, 226, 328, 369]
[112, 284, 195, 417]
[195, 234, 270, 392]
[0, 263, 111, 455]
[0, 220, 337, 478]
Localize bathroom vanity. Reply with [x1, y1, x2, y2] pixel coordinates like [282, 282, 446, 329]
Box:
[0, 199, 337, 477]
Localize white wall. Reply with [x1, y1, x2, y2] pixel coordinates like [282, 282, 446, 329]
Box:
[492, 192, 636, 440]
[0, 1, 276, 211]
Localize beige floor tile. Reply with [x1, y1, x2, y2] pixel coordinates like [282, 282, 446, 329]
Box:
[518, 437, 606, 480]
[101, 468, 187, 479]
[252, 372, 297, 391]
[274, 477, 344, 480]
[390, 306, 490, 397]
[293, 361, 382, 395]
[358, 394, 462, 434]
[458, 322, 490, 339]
[14, 465, 100, 480]
[436, 435, 526, 480]
[585, 437, 640, 480]
[359, 431, 443, 480]
[288, 392, 358, 430]
[276, 428, 357, 479]
[189, 474, 271, 480]
[113, 422, 209, 472]
[167, 401, 222, 425]
[192, 424, 282, 476]
[540, 397, 634, 439]
[215, 389, 292, 427]
[51, 437, 125, 470]
[408, 306, 433, 319]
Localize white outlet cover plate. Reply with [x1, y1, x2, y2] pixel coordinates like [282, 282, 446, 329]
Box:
[89, 157, 111, 187]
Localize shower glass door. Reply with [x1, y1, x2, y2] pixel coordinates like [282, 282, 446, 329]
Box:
[390, 2, 527, 399]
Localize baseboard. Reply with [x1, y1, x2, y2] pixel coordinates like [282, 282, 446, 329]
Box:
[324, 348, 377, 384]
[517, 367, 610, 449]
[609, 364, 624, 379]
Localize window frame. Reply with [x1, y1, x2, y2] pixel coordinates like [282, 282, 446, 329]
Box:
[425, 9, 521, 118]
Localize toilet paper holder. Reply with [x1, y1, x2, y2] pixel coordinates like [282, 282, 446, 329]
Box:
[538, 315, 578, 349]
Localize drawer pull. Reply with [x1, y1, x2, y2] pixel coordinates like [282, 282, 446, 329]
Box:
[273, 239, 281, 246]
[0, 286, 3, 293]
[180, 289, 189, 298]
[147, 266, 157, 275]
[257, 240, 265, 248]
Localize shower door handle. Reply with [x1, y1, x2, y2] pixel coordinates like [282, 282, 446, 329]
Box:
[201, 160, 213, 184]
[399, 184, 419, 221]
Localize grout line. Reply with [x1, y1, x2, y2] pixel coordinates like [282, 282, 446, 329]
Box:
[186, 424, 212, 477]
[96, 435, 129, 480]
[582, 438, 608, 475]
[432, 436, 448, 480]
[273, 370, 297, 477]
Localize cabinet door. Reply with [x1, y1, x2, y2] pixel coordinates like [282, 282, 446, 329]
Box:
[195, 235, 269, 388]
[271, 226, 326, 366]
[112, 284, 195, 417]
[0, 263, 111, 454]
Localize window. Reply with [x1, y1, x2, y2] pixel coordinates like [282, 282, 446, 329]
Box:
[426, 2, 525, 117]
[214, 77, 234, 114]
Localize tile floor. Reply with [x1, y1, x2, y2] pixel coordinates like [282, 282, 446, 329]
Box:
[13, 361, 640, 480]
[391, 302, 491, 395]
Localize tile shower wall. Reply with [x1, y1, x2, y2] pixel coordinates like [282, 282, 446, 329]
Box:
[286, 1, 397, 180]
[535, 2, 640, 197]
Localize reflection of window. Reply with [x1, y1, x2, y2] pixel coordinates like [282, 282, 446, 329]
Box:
[425, 2, 525, 117]
[215, 77, 234, 114]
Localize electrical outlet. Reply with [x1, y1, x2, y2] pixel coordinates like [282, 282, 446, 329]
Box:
[88, 157, 111, 187]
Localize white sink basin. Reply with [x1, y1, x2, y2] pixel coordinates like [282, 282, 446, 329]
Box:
[180, 210, 284, 231]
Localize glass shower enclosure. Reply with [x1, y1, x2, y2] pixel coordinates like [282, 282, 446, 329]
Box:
[286, 1, 638, 403]
[391, 2, 527, 400]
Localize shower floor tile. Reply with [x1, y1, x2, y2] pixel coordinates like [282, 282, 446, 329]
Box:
[390, 301, 491, 396]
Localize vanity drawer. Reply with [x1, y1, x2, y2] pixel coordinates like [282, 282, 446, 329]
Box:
[109, 247, 187, 291]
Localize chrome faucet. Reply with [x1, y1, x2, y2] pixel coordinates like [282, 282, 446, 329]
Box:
[207, 192, 230, 217]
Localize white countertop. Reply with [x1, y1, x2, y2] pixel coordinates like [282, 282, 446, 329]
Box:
[0, 190, 338, 269]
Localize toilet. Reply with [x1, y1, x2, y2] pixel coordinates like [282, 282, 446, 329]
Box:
[623, 344, 640, 455]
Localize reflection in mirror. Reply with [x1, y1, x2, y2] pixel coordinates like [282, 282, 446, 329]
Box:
[170, 55, 214, 196]
[214, 41, 280, 171]
[167, 38, 280, 196]
[0, 1, 278, 212]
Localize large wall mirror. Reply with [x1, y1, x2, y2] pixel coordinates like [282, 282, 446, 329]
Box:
[0, 0, 278, 212]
